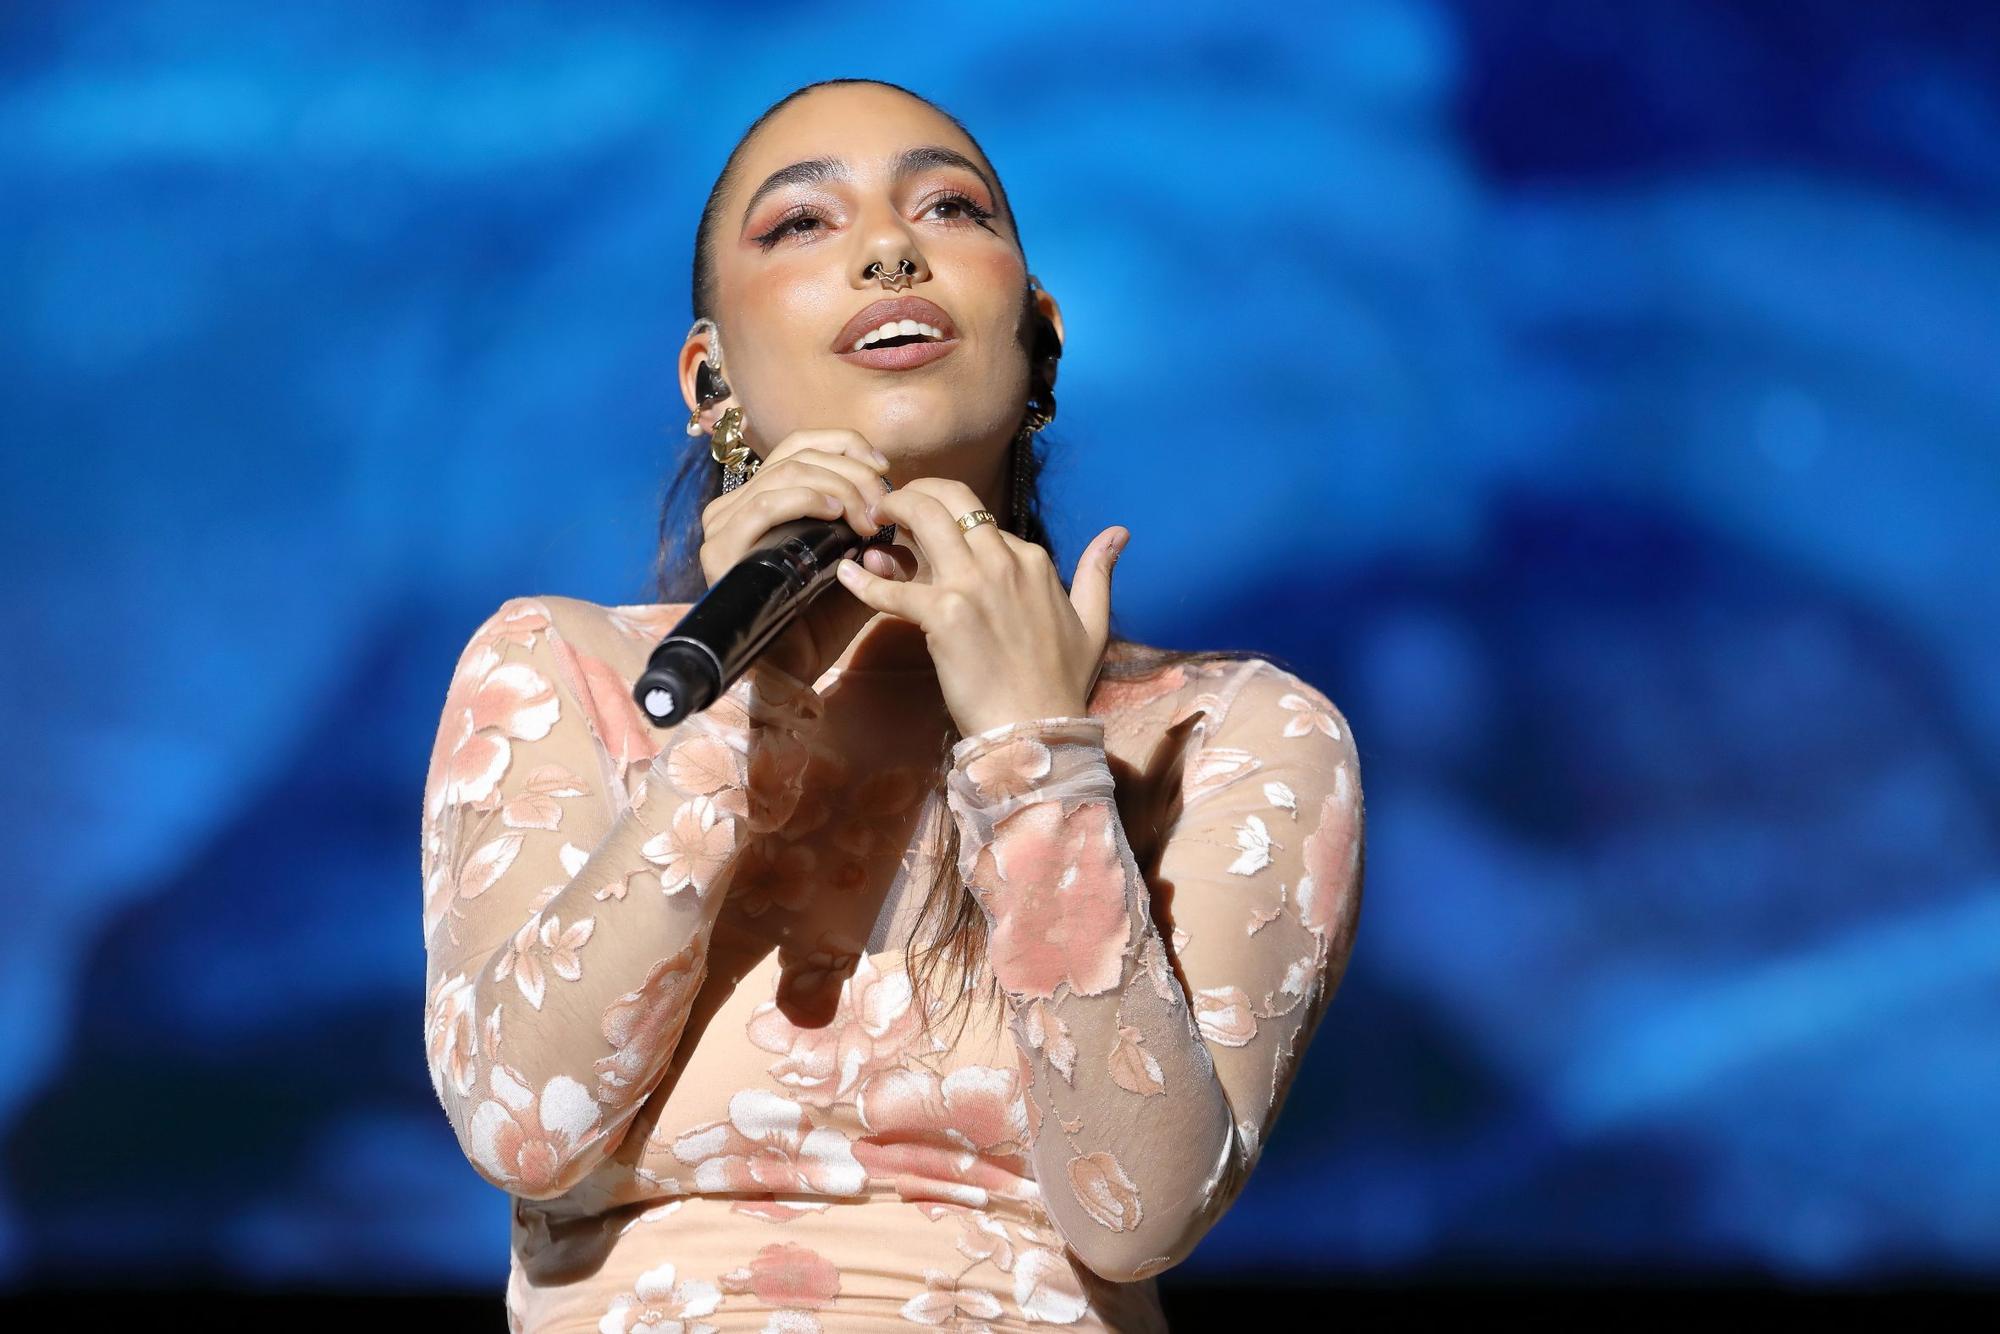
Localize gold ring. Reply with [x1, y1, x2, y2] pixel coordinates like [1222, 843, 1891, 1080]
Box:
[956, 508, 997, 533]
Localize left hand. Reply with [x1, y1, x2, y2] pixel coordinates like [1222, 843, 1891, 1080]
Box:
[833, 476, 1129, 738]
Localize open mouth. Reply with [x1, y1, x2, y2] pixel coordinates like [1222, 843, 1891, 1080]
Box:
[831, 298, 961, 371]
[834, 326, 960, 371]
[860, 332, 935, 350]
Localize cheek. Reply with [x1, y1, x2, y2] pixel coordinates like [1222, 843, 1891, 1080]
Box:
[720, 266, 852, 427]
[740, 263, 842, 341]
[973, 247, 1027, 301]
[968, 251, 1029, 339]
[728, 264, 853, 390]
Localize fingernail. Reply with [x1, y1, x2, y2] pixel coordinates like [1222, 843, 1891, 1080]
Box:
[870, 448, 890, 467]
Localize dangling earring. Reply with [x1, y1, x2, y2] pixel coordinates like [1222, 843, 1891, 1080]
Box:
[707, 406, 759, 492]
[1009, 421, 1032, 537]
[1011, 376, 1055, 536]
[1011, 293, 1060, 536]
[684, 320, 760, 493]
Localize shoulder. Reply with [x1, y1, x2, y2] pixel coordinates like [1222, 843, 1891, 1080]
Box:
[468, 593, 589, 644]
[1099, 643, 1344, 727]
[1224, 658, 1352, 746]
[1156, 659, 1363, 841]
[471, 594, 696, 656]
[447, 596, 631, 713]
[1180, 656, 1358, 780]
[1093, 644, 1355, 763]
[460, 597, 696, 754]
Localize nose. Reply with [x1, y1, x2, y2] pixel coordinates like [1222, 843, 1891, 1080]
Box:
[853, 213, 929, 289]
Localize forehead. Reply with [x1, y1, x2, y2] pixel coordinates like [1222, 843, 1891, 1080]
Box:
[733, 85, 985, 184]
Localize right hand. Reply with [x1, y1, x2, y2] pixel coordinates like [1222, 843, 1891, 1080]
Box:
[697, 426, 912, 687]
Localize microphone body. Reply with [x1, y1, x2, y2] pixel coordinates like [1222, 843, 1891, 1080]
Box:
[631, 517, 895, 727]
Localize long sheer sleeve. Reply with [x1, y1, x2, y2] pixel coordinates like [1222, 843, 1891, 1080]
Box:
[420, 596, 825, 1201]
[943, 659, 1364, 1282]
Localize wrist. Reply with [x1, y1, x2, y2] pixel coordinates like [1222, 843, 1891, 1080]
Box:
[951, 713, 1104, 770]
[956, 699, 1090, 742]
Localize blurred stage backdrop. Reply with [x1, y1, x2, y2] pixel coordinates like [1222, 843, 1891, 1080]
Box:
[4, 0, 1996, 1302]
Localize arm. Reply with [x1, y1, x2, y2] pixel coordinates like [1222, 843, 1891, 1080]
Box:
[420, 596, 825, 1200]
[943, 659, 1364, 1282]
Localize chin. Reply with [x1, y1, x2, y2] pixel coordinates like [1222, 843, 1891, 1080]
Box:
[858, 400, 977, 453]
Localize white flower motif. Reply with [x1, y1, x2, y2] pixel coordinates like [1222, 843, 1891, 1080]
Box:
[1278, 690, 1341, 740]
[1226, 813, 1279, 876]
[1263, 779, 1298, 817]
[599, 1257, 721, 1333]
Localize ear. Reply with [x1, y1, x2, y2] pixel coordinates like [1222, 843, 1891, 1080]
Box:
[1028, 278, 1064, 393]
[678, 320, 731, 433]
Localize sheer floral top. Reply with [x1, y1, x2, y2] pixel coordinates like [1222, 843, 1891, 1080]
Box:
[421, 595, 1364, 1333]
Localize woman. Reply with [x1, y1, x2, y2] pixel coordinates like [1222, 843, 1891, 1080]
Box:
[422, 79, 1364, 1332]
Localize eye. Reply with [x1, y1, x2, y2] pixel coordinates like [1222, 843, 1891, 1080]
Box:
[925, 191, 997, 226]
[751, 206, 829, 250]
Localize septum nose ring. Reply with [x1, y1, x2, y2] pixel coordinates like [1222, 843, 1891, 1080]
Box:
[866, 259, 915, 290]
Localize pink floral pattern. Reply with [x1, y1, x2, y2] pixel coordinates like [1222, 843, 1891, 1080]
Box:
[467, 1063, 602, 1198]
[546, 633, 661, 786]
[852, 1063, 1032, 1206]
[957, 733, 1054, 804]
[599, 1259, 722, 1334]
[901, 1266, 1004, 1327]
[714, 1242, 843, 1333]
[596, 939, 704, 1107]
[1066, 1150, 1144, 1232]
[668, 1089, 867, 1196]
[744, 952, 938, 1109]
[967, 798, 1132, 1001]
[942, 670, 1363, 1284]
[422, 597, 1363, 1330]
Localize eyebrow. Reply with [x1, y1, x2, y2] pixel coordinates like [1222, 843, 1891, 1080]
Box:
[738, 145, 999, 230]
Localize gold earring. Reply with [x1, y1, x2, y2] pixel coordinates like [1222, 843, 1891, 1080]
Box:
[1025, 374, 1056, 434]
[708, 406, 760, 492]
[1009, 420, 1033, 536]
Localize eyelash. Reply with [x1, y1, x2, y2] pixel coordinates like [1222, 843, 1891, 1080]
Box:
[751, 192, 997, 250]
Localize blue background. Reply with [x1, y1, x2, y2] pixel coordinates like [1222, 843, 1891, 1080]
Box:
[4, 0, 1996, 1293]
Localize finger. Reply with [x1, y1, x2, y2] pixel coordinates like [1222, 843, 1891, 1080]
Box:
[893, 477, 1009, 560]
[834, 549, 926, 623]
[761, 428, 891, 472]
[861, 543, 912, 578]
[704, 429, 883, 532]
[714, 484, 849, 551]
[1070, 525, 1128, 661]
[759, 458, 886, 537]
[829, 451, 898, 502]
[768, 448, 893, 504]
[868, 488, 982, 584]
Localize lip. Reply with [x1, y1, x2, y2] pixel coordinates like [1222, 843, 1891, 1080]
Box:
[831, 295, 961, 371]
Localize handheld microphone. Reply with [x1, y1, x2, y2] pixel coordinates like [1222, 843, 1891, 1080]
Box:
[630, 518, 898, 727]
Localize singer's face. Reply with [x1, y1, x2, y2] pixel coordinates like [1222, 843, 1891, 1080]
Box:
[700, 85, 1050, 476]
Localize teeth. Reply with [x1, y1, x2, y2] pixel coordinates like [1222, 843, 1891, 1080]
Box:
[852, 319, 945, 351]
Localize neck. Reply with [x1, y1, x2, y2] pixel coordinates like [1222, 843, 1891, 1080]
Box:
[823, 611, 933, 675]
[813, 428, 1016, 676]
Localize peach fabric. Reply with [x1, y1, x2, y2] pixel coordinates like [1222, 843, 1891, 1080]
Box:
[421, 595, 1365, 1332]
